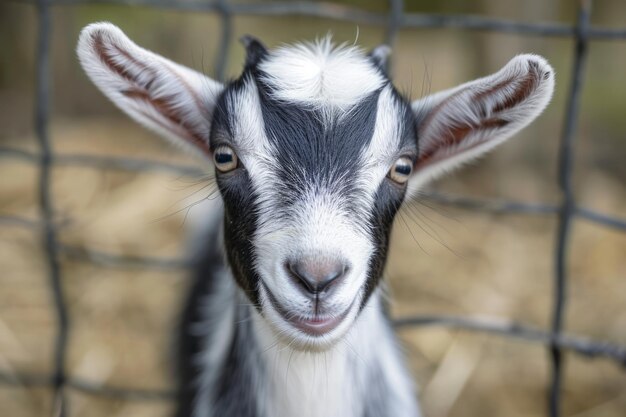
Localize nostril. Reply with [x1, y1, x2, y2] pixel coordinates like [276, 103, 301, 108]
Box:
[286, 258, 349, 296]
[286, 261, 316, 294]
[316, 265, 348, 292]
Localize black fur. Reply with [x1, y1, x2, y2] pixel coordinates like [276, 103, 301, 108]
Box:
[212, 306, 263, 417]
[368, 45, 392, 76]
[175, 220, 225, 417]
[176, 234, 264, 417]
[210, 75, 264, 307]
[240, 35, 268, 69]
[255, 76, 381, 220]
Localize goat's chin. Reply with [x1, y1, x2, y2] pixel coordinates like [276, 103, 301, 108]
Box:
[258, 287, 362, 352]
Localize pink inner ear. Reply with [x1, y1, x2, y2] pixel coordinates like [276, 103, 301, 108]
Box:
[92, 31, 211, 155]
[93, 32, 155, 86]
[416, 60, 543, 169]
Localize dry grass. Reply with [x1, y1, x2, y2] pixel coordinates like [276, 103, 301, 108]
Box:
[0, 119, 624, 417]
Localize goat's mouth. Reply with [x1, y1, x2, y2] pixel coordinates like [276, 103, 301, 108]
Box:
[261, 283, 354, 337]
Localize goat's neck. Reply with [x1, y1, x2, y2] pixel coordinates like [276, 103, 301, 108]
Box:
[251, 291, 400, 417]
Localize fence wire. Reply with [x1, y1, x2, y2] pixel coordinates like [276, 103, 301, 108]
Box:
[0, 0, 625, 416]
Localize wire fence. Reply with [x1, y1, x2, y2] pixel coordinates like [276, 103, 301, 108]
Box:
[0, 0, 625, 416]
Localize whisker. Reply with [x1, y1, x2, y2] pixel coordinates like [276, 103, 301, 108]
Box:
[412, 197, 462, 224]
[402, 204, 445, 243]
[397, 211, 429, 256]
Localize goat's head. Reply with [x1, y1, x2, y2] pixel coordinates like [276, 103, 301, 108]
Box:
[78, 23, 554, 350]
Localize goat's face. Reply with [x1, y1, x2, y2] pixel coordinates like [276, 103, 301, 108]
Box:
[78, 24, 555, 350]
[211, 44, 416, 348]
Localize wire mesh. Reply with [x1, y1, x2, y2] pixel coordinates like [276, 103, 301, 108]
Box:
[1, 0, 625, 416]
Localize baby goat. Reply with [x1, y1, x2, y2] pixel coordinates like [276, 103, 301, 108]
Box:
[77, 23, 554, 417]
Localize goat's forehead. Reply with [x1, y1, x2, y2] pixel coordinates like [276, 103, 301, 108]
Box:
[212, 40, 416, 169]
[256, 39, 387, 110]
[219, 78, 415, 161]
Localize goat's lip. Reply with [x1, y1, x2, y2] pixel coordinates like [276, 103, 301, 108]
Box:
[262, 284, 353, 336]
[289, 308, 351, 336]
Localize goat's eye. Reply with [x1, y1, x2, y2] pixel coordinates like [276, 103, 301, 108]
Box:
[388, 156, 413, 185]
[213, 145, 238, 173]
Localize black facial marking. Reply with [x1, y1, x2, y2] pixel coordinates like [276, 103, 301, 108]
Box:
[221, 170, 262, 307]
[211, 58, 418, 311]
[210, 80, 263, 307]
[362, 179, 406, 307]
[254, 75, 381, 220]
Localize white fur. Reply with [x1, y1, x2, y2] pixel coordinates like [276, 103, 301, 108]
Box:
[254, 290, 419, 417]
[259, 37, 385, 113]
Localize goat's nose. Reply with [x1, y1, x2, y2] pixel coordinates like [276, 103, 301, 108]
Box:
[286, 257, 349, 296]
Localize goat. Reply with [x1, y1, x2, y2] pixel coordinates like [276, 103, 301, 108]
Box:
[77, 22, 554, 417]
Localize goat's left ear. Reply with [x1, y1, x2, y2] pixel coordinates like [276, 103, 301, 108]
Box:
[409, 54, 555, 192]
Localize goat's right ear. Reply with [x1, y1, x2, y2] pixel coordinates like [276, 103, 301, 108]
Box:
[77, 22, 224, 159]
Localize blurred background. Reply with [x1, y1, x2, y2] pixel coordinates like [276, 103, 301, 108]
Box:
[0, 0, 625, 416]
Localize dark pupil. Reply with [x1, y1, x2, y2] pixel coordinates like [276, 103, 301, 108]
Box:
[395, 163, 411, 176]
[215, 152, 232, 164]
